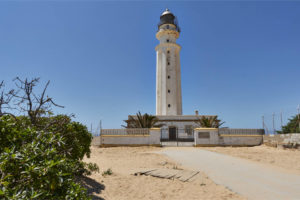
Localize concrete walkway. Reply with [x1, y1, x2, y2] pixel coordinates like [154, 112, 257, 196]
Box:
[160, 148, 300, 200]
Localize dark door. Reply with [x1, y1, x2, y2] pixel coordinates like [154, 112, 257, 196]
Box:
[169, 127, 177, 141]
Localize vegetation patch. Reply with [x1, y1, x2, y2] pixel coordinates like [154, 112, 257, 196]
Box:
[102, 168, 113, 176]
[0, 78, 99, 199]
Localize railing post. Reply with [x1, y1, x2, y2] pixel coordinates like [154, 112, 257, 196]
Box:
[160, 129, 162, 144]
[176, 127, 178, 146]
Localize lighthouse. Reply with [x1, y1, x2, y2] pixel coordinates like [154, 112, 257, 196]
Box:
[155, 9, 182, 116]
[126, 9, 217, 140]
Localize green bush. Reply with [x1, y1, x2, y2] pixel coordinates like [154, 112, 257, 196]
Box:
[0, 116, 35, 153]
[0, 116, 95, 199]
[34, 115, 92, 160]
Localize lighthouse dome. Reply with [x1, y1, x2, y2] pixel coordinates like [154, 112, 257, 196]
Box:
[161, 8, 172, 16]
[158, 8, 180, 32]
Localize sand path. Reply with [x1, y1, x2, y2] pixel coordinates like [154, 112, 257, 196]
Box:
[160, 147, 300, 200]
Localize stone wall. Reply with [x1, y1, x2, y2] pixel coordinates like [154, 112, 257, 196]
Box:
[263, 134, 300, 148]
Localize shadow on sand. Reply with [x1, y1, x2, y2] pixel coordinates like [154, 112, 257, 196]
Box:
[80, 176, 105, 200]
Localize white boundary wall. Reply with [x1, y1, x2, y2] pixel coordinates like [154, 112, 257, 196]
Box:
[92, 128, 264, 147]
[98, 128, 161, 147]
[194, 128, 263, 146]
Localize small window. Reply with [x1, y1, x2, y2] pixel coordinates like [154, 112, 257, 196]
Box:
[168, 76, 170, 79]
[166, 39, 169, 43]
[167, 50, 170, 54]
[185, 125, 193, 135]
[168, 104, 171, 108]
[168, 90, 170, 93]
[167, 62, 170, 65]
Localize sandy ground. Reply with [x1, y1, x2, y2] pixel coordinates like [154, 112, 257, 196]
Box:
[83, 146, 244, 200]
[200, 145, 300, 175]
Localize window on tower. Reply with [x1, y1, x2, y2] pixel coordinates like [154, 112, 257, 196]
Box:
[167, 62, 170, 65]
[168, 75, 170, 79]
[166, 39, 169, 43]
[168, 90, 170, 93]
[168, 104, 171, 108]
[167, 50, 170, 54]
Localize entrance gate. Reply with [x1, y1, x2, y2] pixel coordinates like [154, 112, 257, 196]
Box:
[161, 128, 194, 142]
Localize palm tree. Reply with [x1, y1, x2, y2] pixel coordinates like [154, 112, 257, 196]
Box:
[123, 111, 162, 128]
[196, 116, 225, 128]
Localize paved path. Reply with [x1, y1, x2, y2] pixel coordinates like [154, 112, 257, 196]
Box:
[160, 148, 300, 200]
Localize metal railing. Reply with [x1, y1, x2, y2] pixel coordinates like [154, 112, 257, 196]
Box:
[219, 128, 265, 135]
[101, 128, 150, 136]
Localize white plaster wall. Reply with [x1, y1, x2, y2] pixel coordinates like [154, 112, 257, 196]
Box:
[148, 129, 161, 144]
[220, 136, 263, 146]
[194, 129, 263, 146]
[195, 130, 219, 145]
[100, 129, 161, 146]
[101, 136, 148, 145]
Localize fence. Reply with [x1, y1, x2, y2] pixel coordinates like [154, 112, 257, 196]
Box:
[219, 128, 265, 135]
[101, 128, 150, 136]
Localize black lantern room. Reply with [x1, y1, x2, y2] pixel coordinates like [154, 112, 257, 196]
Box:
[158, 8, 181, 32]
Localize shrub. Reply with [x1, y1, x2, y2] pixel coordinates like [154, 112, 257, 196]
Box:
[36, 115, 92, 160]
[102, 168, 113, 176]
[0, 78, 97, 199]
[0, 116, 95, 199]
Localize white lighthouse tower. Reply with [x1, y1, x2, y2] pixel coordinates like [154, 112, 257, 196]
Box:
[155, 9, 182, 116]
[127, 9, 217, 139]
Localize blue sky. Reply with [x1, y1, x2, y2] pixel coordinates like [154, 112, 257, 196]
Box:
[0, 1, 300, 132]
